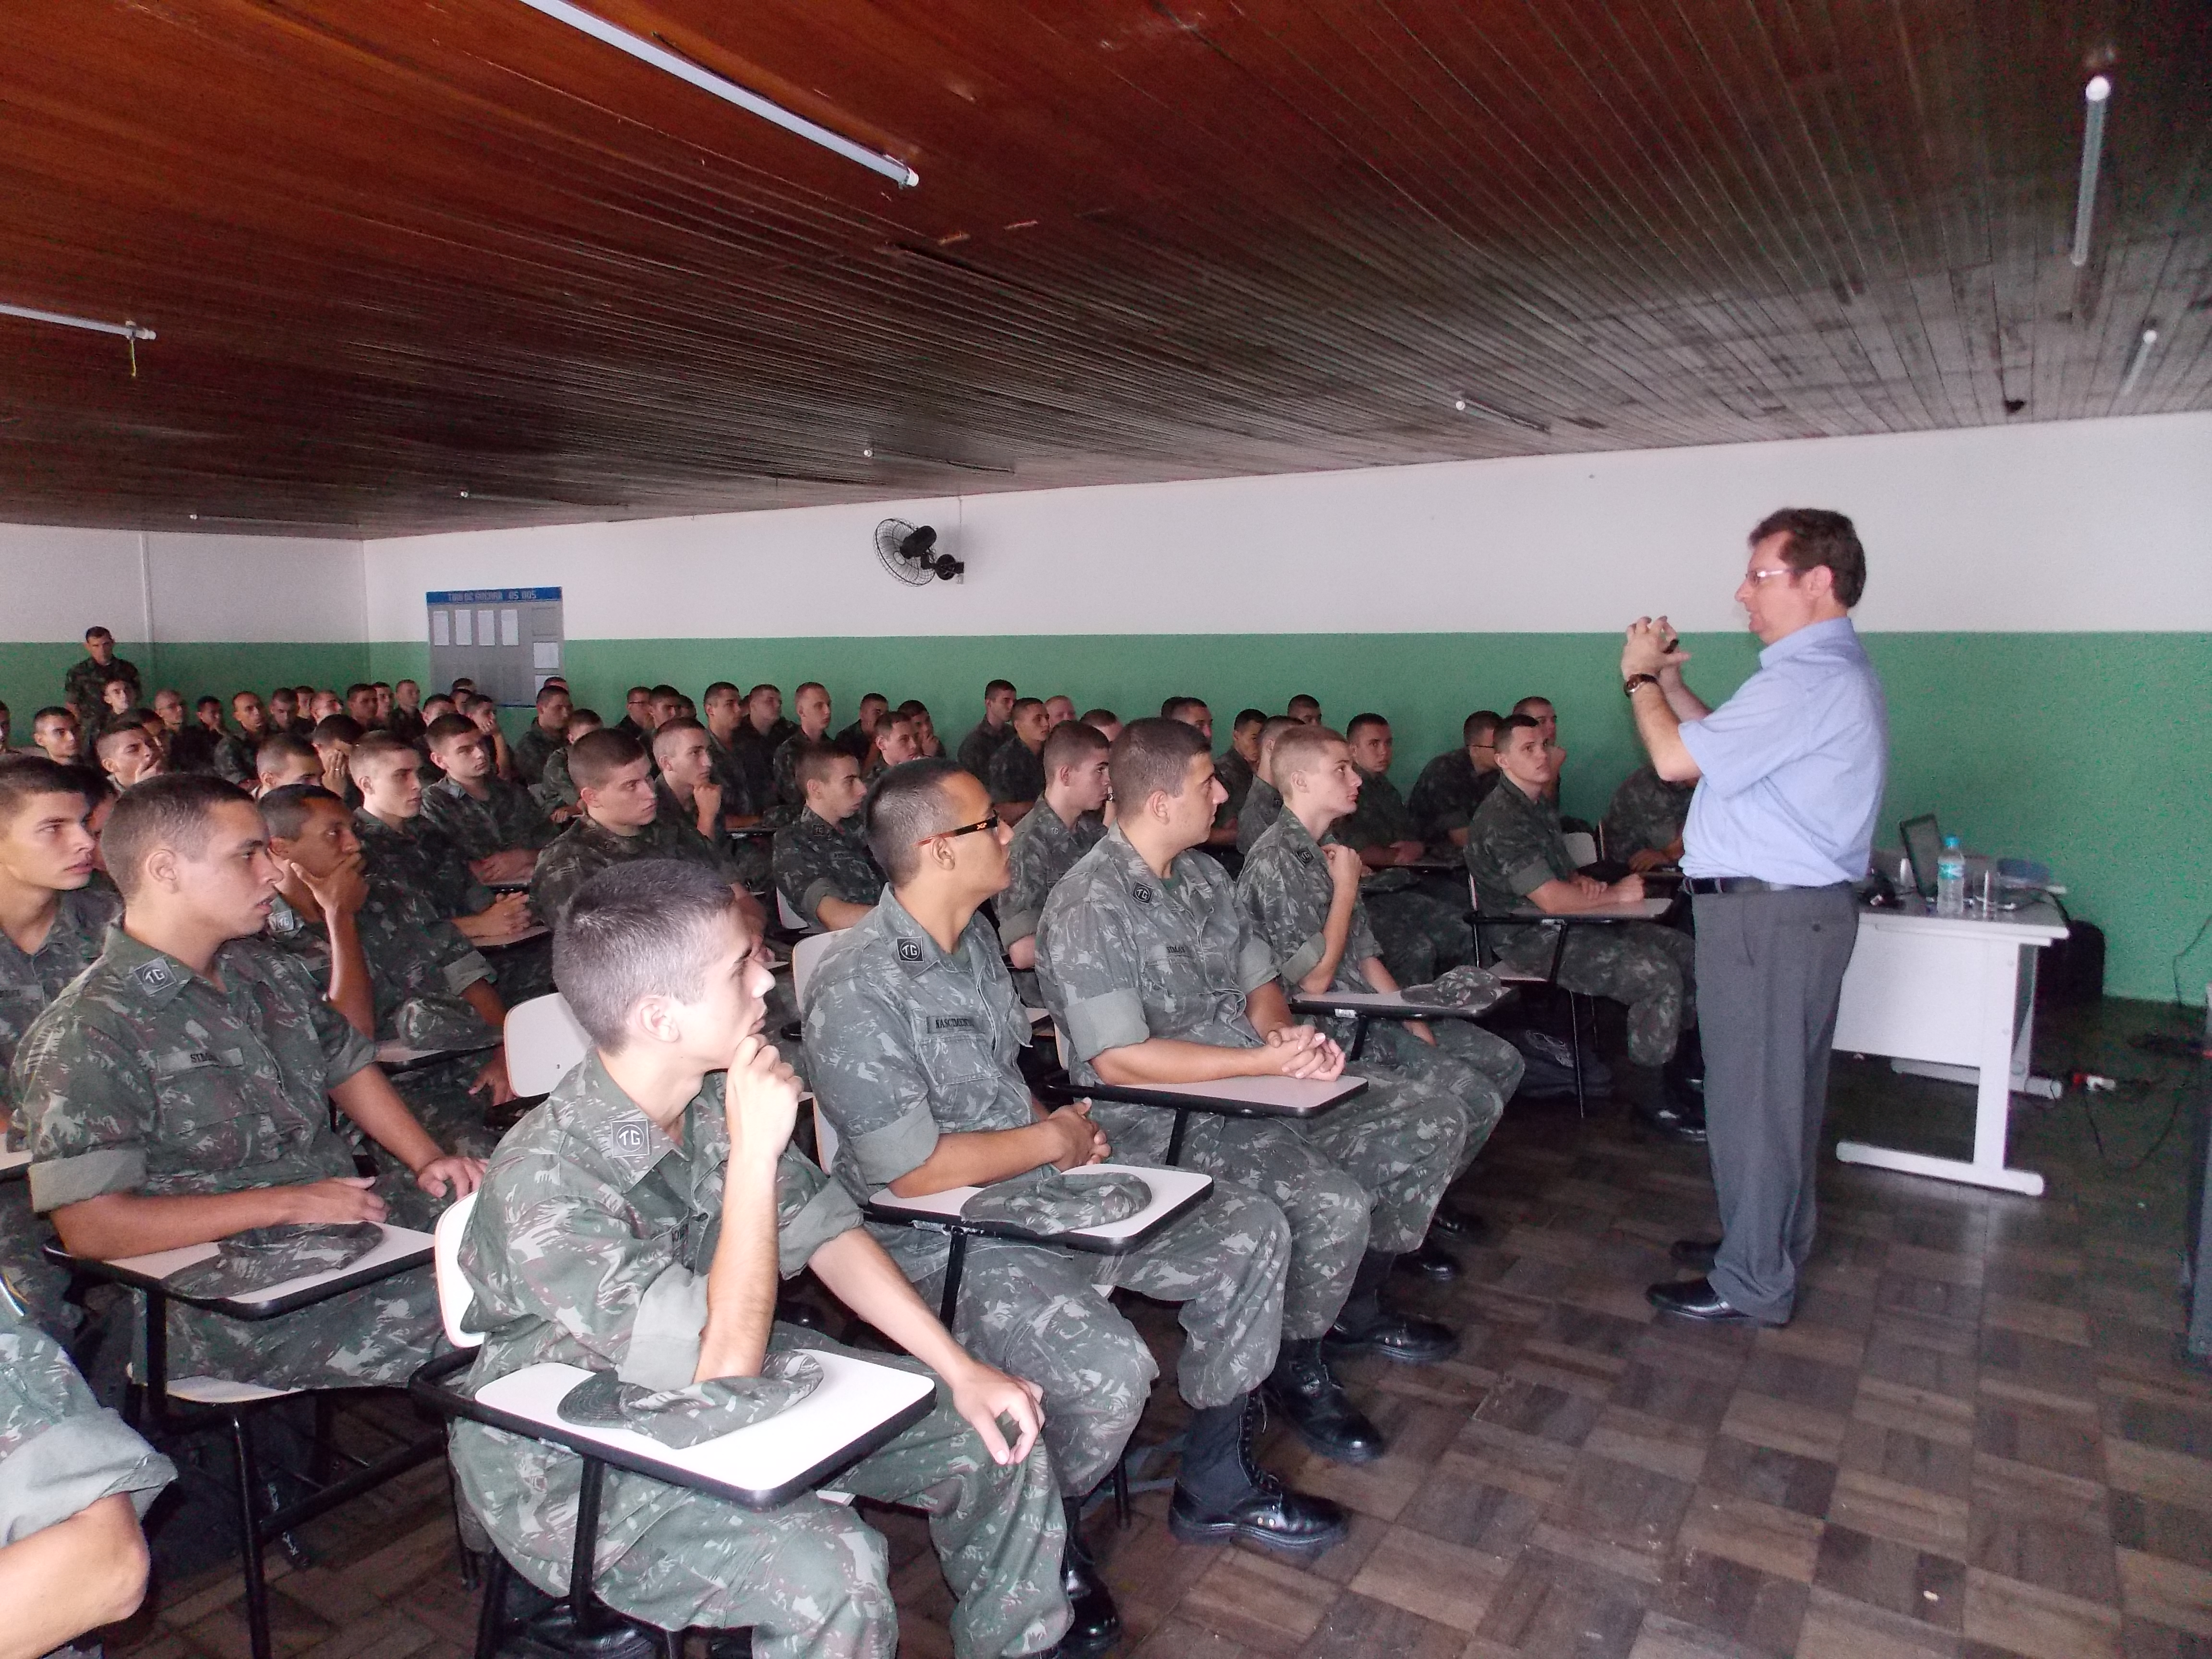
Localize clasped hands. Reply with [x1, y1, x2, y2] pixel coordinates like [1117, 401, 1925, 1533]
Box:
[1622, 615, 1691, 680]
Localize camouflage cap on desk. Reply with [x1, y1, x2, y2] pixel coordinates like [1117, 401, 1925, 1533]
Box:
[957, 1167, 1151, 1232]
[162, 1221, 384, 1298]
[1400, 964, 1508, 1013]
[555, 1348, 824, 1448]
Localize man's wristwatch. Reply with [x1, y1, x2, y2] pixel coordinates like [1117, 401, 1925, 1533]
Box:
[1623, 673, 1660, 697]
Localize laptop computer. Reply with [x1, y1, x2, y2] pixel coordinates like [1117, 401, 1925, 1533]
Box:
[1899, 813, 1944, 900]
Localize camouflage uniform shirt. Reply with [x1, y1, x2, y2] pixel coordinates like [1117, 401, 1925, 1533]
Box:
[1407, 748, 1498, 845]
[0, 1290, 175, 1560]
[996, 805, 1105, 956]
[1234, 777, 1283, 855]
[985, 740, 1046, 805]
[354, 809, 489, 922]
[770, 732, 832, 809]
[1465, 774, 1576, 925]
[956, 721, 1013, 783]
[530, 745, 578, 815]
[706, 732, 770, 818]
[510, 722, 565, 790]
[1336, 766, 1420, 852]
[421, 775, 555, 861]
[1601, 764, 1695, 861]
[13, 927, 445, 1389]
[771, 812, 884, 932]
[529, 813, 736, 931]
[453, 1054, 1070, 1657]
[1214, 748, 1257, 827]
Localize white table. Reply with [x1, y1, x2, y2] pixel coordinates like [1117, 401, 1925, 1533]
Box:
[1830, 897, 2068, 1196]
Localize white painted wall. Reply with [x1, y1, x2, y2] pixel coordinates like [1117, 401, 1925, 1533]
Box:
[0, 529, 366, 643]
[364, 412, 2212, 640]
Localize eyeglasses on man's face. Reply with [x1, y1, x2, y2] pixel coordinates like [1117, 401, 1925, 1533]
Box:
[919, 811, 1001, 846]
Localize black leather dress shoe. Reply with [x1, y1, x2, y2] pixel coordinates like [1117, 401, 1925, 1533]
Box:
[1635, 1100, 1708, 1143]
[1168, 1476, 1351, 1555]
[1670, 1238, 1720, 1269]
[1325, 1311, 1459, 1366]
[1058, 1505, 1121, 1659]
[1263, 1346, 1387, 1462]
[1647, 1275, 1757, 1323]
[1396, 1238, 1460, 1282]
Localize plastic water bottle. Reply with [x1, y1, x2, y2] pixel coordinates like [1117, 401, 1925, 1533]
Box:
[1935, 835, 1967, 917]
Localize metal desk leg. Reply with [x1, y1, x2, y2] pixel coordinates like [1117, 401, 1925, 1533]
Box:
[1165, 1109, 1190, 1168]
[1346, 1017, 1370, 1064]
[938, 1232, 969, 1327]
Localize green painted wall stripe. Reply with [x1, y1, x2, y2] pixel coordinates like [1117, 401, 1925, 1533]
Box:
[0, 642, 371, 723]
[17, 632, 2210, 1005]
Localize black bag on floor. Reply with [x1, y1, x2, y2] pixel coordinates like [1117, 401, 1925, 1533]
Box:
[2035, 917, 2105, 1007]
[1502, 1025, 1613, 1100]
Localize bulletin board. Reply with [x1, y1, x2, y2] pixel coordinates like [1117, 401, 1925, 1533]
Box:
[426, 587, 564, 707]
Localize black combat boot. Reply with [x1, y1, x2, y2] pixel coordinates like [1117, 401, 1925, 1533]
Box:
[1169, 1395, 1351, 1554]
[1260, 1338, 1386, 1461]
[1324, 1251, 1458, 1364]
[1057, 1494, 1120, 1658]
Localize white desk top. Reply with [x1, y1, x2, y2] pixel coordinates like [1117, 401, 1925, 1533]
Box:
[474, 1350, 934, 1504]
[1105, 1073, 1368, 1113]
[1857, 896, 2068, 943]
[108, 1224, 435, 1307]
[866, 1164, 1212, 1244]
[1506, 898, 1674, 922]
[376, 1039, 499, 1069]
[1290, 991, 1488, 1021]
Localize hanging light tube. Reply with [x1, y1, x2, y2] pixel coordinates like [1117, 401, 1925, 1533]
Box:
[2069, 75, 2111, 268]
[512, 0, 918, 188]
[0, 301, 155, 342]
[2119, 325, 2158, 397]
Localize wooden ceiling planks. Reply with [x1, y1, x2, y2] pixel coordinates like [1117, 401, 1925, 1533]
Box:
[0, 0, 2204, 535]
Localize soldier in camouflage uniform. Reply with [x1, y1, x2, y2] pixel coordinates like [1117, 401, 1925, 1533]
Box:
[263, 785, 508, 1172]
[529, 730, 739, 931]
[985, 699, 1050, 810]
[769, 684, 837, 811]
[60, 630, 141, 743]
[1233, 716, 1298, 856]
[806, 764, 1348, 1618]
[702, 684, 772, 819]
[1213, 710, 1265, 827]
[1601, 762, 1697, 871]
[454, 859, 1069, 1659]
[529, 709, 601, 816]
[1407, 711, 1503, 848]
[1336, 715, 1474, 985]
[509, 684, 571, 791]
[771, 745, 885, 932]
[15, 776, 478, 1393]
[957, 681, 1018, 782]
[213, 691, 275, 788]
[1235, 727, 1526, 1274]
[0, 1287, 175, 1658]
[419, 715, 557, 871]
[0, 760, 120, 1338]
[996, 722, 1111, 1006]
[1038, 721, 1464, 1467]
[1467, 718, 1699, 1076]
[349, 735, 496, 921]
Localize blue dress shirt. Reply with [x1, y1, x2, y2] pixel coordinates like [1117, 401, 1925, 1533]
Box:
[1677, 617, 1889, 886]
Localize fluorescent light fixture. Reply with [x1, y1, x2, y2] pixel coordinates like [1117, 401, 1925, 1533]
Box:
[2119, 325, 2158, 397]
[1453, 394, 1551, 435]
[0, 300, 156, 375]
[513, 0, 918, 188]
[2070, 75, 2111, 268]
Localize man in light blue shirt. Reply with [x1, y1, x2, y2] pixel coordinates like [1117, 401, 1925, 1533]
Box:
[1617, 509, 1888, 1327]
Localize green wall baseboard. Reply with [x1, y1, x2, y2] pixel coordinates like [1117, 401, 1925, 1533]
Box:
[17, 631, 2209, 1005]
[0, 642, 372, 728]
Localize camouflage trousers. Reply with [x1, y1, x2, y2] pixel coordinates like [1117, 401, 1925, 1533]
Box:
[161, 1262, 446, 1390]
[1093, 1105, 1368, 1341]
[1504, 921, 1696, 1067]
[1366, 889, 1474, 986]
[923, 1180, 1291, 1495]
[1360, 1019, 1525, 1180]
[454, 1325, 1069, 1659]
[1288, 1075, 1467, 1258]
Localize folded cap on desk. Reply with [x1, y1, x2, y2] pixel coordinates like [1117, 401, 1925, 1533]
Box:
[1399, 965, 1507, 1014]
[557, 1349, 824, 1447]
[164, 1222, 383, 1298]
[959, 1167, 1152, 1232]
[394, 995, 495, 1052]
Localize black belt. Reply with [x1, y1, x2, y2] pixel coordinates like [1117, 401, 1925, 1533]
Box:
[1684, 877, 1851, 895]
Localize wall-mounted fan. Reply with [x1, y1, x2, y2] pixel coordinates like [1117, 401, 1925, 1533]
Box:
[875, 518, 964, 585]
